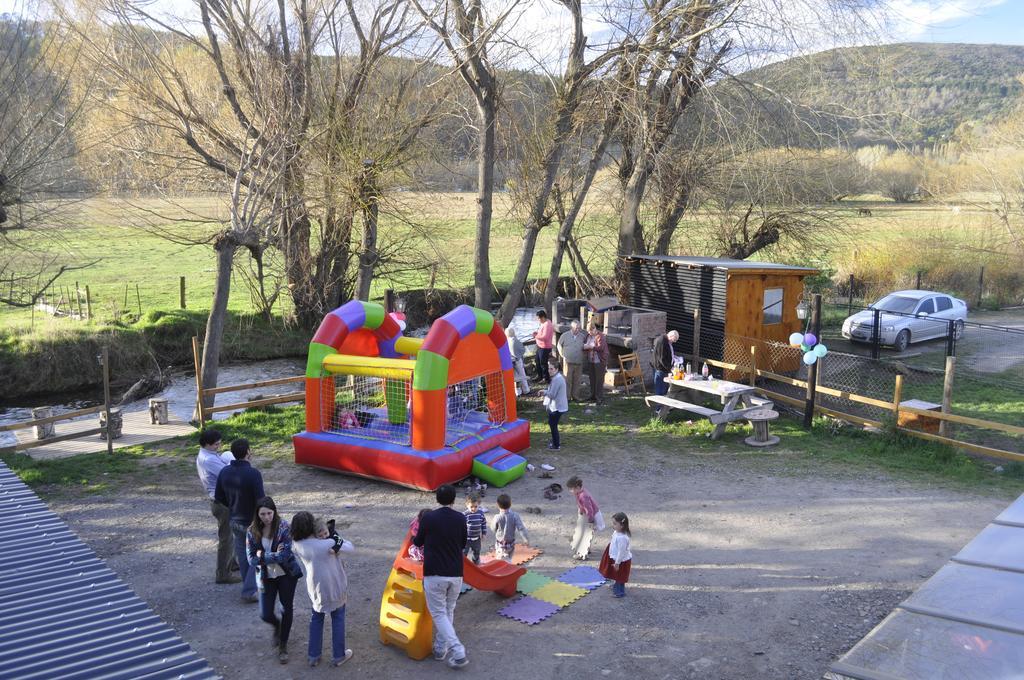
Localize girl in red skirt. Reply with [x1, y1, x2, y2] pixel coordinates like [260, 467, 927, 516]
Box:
[599, 512, 632, 598]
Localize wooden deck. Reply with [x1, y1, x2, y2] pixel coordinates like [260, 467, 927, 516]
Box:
[13, 409, 195, 460]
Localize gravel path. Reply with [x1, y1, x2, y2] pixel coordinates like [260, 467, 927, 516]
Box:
[51, 445, 1012, 680]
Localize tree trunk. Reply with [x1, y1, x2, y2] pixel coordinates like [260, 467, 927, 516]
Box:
[652, 183, 692, 255]
[496, 108, 575, 324]
[613, 161, 653, 297]
[544, 112, 617, 311]
[354, 171, 380, 301]
[474, 96, 497, 310]
[195, 234, 237, 420]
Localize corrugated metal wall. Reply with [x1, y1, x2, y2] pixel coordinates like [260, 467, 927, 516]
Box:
[628, 258, 727, 362]
[0, 461, 219, 680]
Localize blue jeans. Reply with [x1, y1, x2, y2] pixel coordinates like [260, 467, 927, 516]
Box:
[653, 370, 670, 412]
[548, 410, 562, 448]
[260, 574, 299, 645]
[309, 604, 346, 664]
[230, 521, 258, 599]
[535, 348, 551, 382]
[612, 581, 626, 597]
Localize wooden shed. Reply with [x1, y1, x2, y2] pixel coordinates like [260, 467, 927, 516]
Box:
[625, 255, 818, 375]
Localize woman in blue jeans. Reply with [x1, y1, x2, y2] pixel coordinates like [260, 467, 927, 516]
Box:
[291, 511, 355, 667]
[246, 496, 303, 664]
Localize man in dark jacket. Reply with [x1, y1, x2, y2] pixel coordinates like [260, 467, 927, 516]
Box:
[215, 438, 264, 602]
[651, 330, 680, 414]
[413, 484, 469, 668]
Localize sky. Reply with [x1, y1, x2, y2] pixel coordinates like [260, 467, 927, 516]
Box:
[3, 0, 1023, 47]
[888, 0, 1024, 44]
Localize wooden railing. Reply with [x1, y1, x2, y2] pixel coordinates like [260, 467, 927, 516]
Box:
[191, 337, 306, 423]
[701, 356, 1024, 463]
[0, 347, 116, 455]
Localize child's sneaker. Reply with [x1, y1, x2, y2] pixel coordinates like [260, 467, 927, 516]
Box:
[433, 648, 449, 661]
[547, 443, 560, 450]
[331, 649, 354, 667]
[447, 656, 469, 669]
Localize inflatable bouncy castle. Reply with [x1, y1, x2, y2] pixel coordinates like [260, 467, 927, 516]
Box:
[292, 301, 530, 490]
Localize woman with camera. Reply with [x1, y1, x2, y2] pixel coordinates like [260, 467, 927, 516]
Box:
[245, 496, 303, 664]
[290, 511, 355, 668]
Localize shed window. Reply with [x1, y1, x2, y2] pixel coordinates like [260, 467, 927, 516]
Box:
[763, 288, 783, 325]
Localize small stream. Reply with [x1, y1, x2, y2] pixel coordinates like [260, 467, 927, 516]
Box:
[0, 308, 544, 448]
[0, 358, 304, 448]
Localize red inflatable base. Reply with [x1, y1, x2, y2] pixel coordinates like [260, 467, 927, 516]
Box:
[293, 420, 530, 491]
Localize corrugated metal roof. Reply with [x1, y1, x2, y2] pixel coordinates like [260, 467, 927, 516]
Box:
[0, 461, 219, 680]
[626, 255, 818, 272]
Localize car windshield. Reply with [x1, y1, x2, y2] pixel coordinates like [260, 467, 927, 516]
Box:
[872, 295, 919, 314]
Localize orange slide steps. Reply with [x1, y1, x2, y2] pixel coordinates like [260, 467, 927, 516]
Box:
[380, 530, 526, 659]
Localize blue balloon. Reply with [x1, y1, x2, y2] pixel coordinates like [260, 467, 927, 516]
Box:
[789, 332, 803, 346]
[804, 333, 817, 347]
[814, 343, 828, 358]
[803, 351, 817, 365]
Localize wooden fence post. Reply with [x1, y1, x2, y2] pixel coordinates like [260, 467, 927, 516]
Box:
[977, 266, 984, 308]
[192, 336, 205, 424]
[892, 374, 904, 424]
[102, 347, 113, 455]
[135, 283, 142, 316]
[940, 356, 955, 438]
[179, 276, 186, 309]
[692, 308, 701, 366]
[749, 345, 756, 387]
[85, 285, 92, 321]
[803, 294, 822, 429]
[75, 281, 83, 319]
[847, 273, 854, 317]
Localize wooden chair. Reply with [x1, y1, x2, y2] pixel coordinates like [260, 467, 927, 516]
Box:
[617, 352, 647, 396]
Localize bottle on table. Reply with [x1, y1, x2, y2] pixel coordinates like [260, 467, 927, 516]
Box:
[701, 362, 709, 379]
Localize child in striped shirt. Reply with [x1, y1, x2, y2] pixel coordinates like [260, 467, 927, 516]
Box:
[463, 493, 487, 564]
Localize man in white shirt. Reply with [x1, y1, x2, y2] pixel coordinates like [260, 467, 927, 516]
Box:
[195, 429, 239, 584]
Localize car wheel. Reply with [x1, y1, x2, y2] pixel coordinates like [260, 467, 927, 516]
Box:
[954, 320, 964, 340]
[893, 329, 910, 353]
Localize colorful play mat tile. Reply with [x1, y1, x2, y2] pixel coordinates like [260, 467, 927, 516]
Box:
[515, 570, 554, 595]
[481, 545, 543, 566]
[557, 565, 607, 591]
[498, 596, 561, 625]
[530, 580, 588, 608]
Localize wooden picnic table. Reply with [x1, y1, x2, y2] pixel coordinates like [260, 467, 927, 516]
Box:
[645, 376, 771, 440]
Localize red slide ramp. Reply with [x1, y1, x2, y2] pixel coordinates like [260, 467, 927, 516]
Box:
[391, 530, 525, 595]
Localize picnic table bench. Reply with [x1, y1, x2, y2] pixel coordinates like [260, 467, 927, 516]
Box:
[646, 376, 773, 440]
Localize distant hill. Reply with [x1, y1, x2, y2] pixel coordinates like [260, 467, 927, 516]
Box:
[743, 43, 1024, 147]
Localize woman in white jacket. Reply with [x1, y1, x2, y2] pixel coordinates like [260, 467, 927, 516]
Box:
[290, 512, 354, 668]
[542, 359, 569, 450]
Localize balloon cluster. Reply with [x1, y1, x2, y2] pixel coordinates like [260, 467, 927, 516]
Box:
[789, 332, 827, 365]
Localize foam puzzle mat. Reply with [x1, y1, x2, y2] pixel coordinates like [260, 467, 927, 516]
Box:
[515, 570, 554, 595]
[557, 565, 607, 590]
[481, 545, 543, 566]
[529, 581, 588, 608]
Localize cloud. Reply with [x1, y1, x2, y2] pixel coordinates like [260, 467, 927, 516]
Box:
[886, 0, 1008, 39]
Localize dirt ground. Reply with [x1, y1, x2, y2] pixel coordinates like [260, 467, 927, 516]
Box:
[51, 444, 1013, 680]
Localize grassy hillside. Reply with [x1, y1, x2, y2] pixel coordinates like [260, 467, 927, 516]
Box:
[747, 43, 1024, 146]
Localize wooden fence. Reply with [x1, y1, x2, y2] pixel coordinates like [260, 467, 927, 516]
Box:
[0, 348, 116, 455]
[191, 337, 305, 424]
[702, 355, 1024, 463]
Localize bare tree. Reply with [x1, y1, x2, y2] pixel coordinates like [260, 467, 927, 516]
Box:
[495, 0, 621, 323]
[0, 6, 93, 308]
[69, 0, 422, 326]
[610, 0, 881, 294]
[412, 0, 524, 310]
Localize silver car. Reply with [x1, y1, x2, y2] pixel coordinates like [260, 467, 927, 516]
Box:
[841, 290, 967, 352]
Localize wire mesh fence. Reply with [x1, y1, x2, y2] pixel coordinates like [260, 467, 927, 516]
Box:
[321, 373, 412, 446]
[445, 373, 507, 446]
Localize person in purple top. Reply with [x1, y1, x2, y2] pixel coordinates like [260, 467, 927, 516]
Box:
[413, 484, 469, 669]
[215, 438, 265, 602]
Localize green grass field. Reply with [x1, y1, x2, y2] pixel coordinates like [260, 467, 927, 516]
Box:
[3, 193, 1019, 344]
